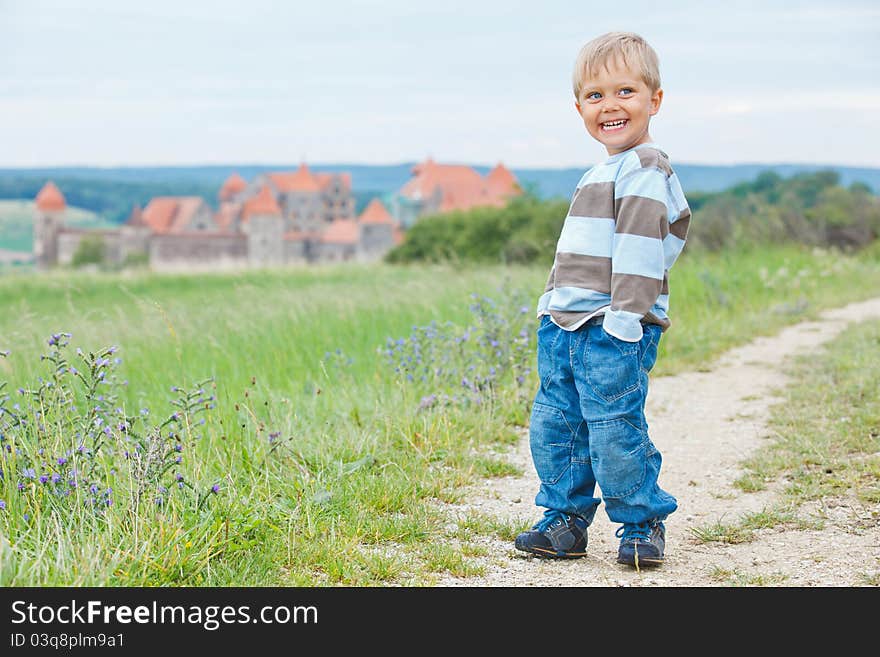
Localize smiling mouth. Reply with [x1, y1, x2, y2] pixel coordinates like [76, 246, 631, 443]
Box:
[601, 119, 628, 131]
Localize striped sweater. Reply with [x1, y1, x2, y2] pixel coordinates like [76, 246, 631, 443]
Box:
[537, 143, 691, 342]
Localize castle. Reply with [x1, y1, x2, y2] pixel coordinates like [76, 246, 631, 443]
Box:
[32, 160, 521, 271]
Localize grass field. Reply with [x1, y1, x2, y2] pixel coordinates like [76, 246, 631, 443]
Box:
[1, 242, 879, 585]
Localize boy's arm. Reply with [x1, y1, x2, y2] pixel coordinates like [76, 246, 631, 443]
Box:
[602, 167, 670, 342]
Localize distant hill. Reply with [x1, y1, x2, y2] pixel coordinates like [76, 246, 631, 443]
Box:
[509, 163, 880, 200]
[1, 161, 877, 203]
[0, 162, 876, 245]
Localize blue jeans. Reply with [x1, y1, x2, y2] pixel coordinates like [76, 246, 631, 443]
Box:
[528, 315, 677, 526]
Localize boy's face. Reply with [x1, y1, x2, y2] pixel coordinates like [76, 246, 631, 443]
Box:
[575, 57, 663, 156]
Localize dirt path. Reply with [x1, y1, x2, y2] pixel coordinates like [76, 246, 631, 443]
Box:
[437, 297, 880, 587]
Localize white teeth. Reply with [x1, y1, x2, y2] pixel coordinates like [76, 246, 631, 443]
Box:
[603, 120, 626, 128]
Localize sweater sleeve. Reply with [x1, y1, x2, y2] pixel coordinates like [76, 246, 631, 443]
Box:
[602, 167, 670, 342]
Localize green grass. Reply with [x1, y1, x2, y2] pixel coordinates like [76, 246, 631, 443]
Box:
[1, 242, 879, 585]
[654, 241, 880, 374]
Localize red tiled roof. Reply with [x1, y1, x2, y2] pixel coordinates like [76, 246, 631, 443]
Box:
[219, 173, 247, 201]
[169, 197, 206, 232]
[315, 172, 352, 192]
[214, 202, 241, 231]
[242, 185, 282, 220]
[35, 181, 66, 211]
[142, 198, 180, 233]
[268, 163, 321, 192]
[141, 196, 208, 234]
[399, 160, 486, 211]
[358, 198, 394, 224]
[399, 159, 521, 213]
[322, 218, 359, 244]
[486, 162, 520, 196]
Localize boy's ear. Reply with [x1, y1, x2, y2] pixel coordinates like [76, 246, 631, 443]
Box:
[575, 101, 582, 114]
[650, 88, 664, 115]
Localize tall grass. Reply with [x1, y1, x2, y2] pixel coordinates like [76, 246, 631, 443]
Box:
[0, 243, 879, 585]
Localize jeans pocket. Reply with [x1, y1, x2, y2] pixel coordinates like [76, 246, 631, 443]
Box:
[639, 324, 662, 373]
[588, 417, 648, 498]
[536, 319, 560, 390]
[586, 328, 640, 402]
[529, 402, 574, 486]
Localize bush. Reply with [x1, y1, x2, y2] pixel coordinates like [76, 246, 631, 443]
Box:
[70, 235, 105, 268]
[385, 170, 878, 264]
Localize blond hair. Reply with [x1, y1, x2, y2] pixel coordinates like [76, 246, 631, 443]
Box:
[572, 32, 661, 99]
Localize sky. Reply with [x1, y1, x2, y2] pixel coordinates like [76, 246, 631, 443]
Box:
[2, 0, 878, 169]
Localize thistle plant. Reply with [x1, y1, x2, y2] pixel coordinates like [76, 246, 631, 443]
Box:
[0, 334, 220, 533]
[381, 283, 536, 409]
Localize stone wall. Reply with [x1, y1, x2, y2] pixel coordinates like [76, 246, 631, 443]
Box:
[149, 233, 248, 271]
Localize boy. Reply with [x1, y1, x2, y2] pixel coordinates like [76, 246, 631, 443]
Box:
[514, 32, 691, 567]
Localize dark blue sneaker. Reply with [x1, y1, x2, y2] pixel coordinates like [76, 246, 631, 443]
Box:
[616, 520, 665, 567]
[515, 512, 589, 559]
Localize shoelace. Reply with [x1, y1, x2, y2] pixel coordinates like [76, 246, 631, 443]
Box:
[534, 511, 570, 533]
[615, 522, 652, 543]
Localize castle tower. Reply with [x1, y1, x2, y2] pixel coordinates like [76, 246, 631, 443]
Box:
[242, 185, 284, 267]
[357, 198, 395, 261]
[34, 181, 66, 270]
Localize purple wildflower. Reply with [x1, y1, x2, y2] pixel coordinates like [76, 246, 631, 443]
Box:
[211, 484, 220, 494]
[57, 457, 67, 466]
[0, 500, 6, 510]
[39, 475, 49, 484]
[51, 473, 61, 484]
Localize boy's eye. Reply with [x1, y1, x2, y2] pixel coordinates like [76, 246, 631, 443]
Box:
[584, 91, 601, 101]
[619, 88, 634, 96]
